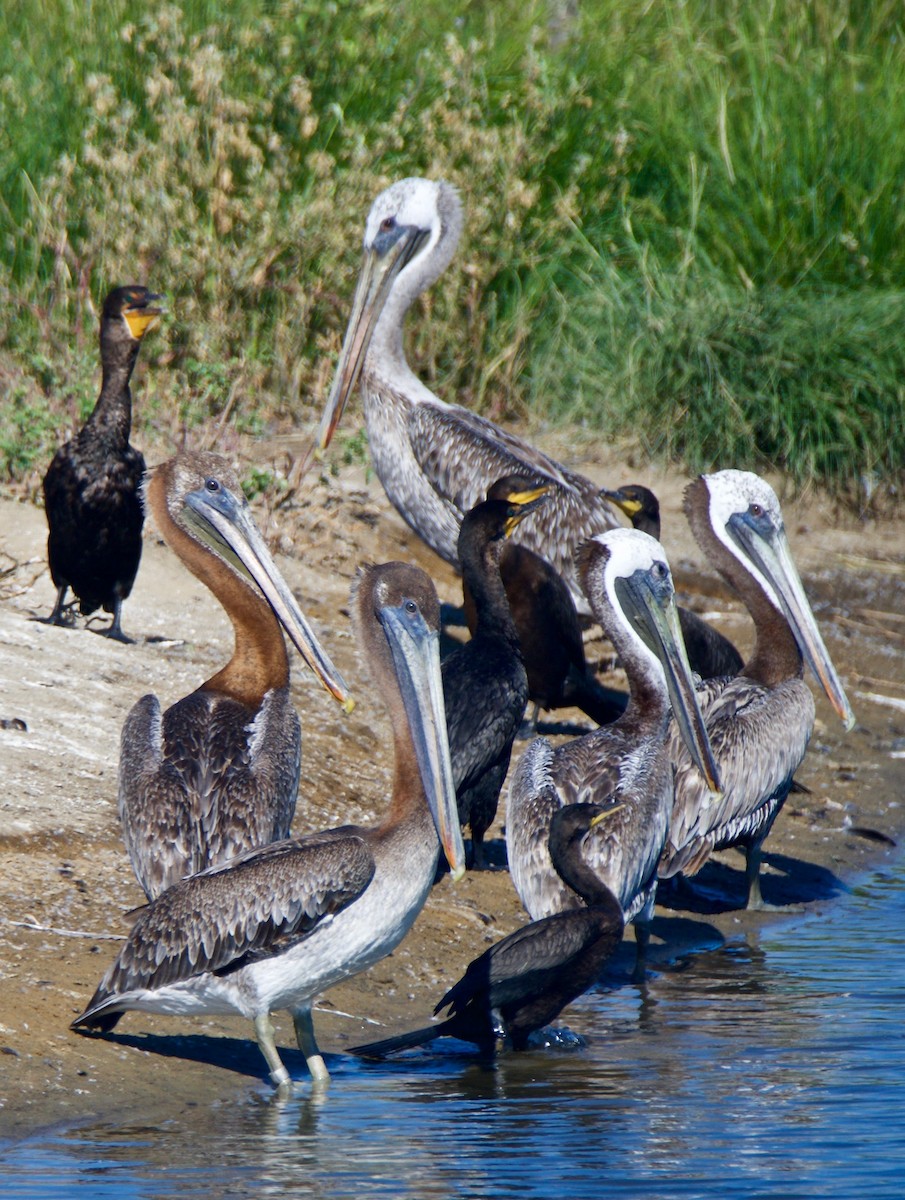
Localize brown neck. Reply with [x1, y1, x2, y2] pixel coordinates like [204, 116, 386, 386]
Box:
[383, 736, 429, 834]
[352, 566, 436, 839]
[148, 470, 289, 708]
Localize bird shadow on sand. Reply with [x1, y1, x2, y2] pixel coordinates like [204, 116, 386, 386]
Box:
[656, 849, 847, 916]
[87, 1029, 312, 1085]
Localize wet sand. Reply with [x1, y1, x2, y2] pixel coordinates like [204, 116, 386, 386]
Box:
[1, 439, 902, 1142]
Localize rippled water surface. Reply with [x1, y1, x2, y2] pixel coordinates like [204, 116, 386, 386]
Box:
[4, 862, 905, 1199]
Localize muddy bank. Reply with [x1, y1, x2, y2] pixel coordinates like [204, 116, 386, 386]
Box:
[0, 438, 902, 1142]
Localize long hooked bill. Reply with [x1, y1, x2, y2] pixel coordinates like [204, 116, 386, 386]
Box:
[184, 484, 353, 710]
[377, 601, 467, 881]
[316, 228, 429, 454]
[728, 515, 855, 730]
[616, 568, 722, 794]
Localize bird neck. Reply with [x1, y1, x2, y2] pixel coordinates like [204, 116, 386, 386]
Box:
[385, 745, 430, 829]
[737, 578, 803, 687]
[622, 665, 671, 735]
[367, 207, 461, 392]
[460, 534, 520, 650]
[149, 477, 289, 708]
[606, 615, 671, 736]
[204, 578, 291, 708]
[551, 822, 623, 911]
[86, 333, 141, 443]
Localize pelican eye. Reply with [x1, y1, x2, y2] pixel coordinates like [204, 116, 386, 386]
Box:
[404, 599, 418, 615]
[380, 216, 396, 233]
[651, 560, 668, 580]
[205, 478, 221, 493]
[749, 502, 764, 518]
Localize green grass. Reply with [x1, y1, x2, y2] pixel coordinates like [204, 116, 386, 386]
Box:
[0, 0, 902, 503]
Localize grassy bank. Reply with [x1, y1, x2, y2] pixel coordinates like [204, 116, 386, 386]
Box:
[1, 1, 902, 504]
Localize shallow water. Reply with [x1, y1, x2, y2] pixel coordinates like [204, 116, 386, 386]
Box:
[3, 860, 904, 1199]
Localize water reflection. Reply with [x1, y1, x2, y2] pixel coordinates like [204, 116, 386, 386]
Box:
[3, 864, 905, 1198]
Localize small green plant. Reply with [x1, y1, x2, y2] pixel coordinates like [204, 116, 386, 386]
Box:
[242, 464, 287, 504]
[0, 382, 59, 480]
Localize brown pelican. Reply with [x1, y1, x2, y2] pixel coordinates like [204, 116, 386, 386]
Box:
[313, 177, 618, 612]
[602, 483, 744, 680]
[352, 801, 624, 1058]
[71, 562, 466, 1088]
[42, 285, 163, 641]
[659, 470, 855, 908]
[463, 541, 628, 727]
[443, 475, 548, 866]
[119, 449, 352, 900]
[506, 528, 721, 977]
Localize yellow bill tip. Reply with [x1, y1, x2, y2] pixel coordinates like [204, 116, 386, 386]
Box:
[589, 803, 626, 828]
[124, 309, 162, 340]
[507, 485, 550, 506]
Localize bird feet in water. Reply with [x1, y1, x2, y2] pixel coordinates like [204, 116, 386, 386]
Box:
[525, 1025, 587, 1051]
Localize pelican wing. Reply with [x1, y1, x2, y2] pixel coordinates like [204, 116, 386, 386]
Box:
[664, 676, 815, 874]
[118, 694, 194, 900]
[408, 402, 575, 514]
[118, 690, 302, 899]
[506, 738, 584, 920]
[90, 831, 375, 1001]
[408, 403, 619, 576]
[540, 725, 672, 917]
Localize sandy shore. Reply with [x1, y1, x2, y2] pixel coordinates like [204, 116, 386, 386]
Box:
[0, 438, 902, 1142]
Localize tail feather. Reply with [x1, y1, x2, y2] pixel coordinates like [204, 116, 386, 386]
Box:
[70, 993, 125, 1034]
[350, 1022, 447, 1059]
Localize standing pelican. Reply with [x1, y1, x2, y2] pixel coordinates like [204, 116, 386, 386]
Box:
[42, 285, 163, 641]
[507, 528, 720, 977]
[602, 483, 744, 680]
[119, 450, 352, 900]
[660, 470, 855, 908]
[312, 177, 618, 612]
[72, 563, 466, 1088]
[352, 801, 624, 1058]
[443, 475, 548, 866]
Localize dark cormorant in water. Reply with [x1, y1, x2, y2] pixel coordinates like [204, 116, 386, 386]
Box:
[71, 562, 465, 1089]
[443, 476, 548, 866]
[351, 801, 625, 1058]
[41, 285, 163, 641]
[602, 483, 744, 680]
[119, 450, 352, 900]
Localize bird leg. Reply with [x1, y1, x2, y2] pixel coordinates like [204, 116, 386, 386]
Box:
[44, 585, 74, 627]
[254, 1012, 291, 1088]
[100, 597, 134, 644]
[631, 919, 650, 984]
[743, 840, 786, 911]
[490, 1006, 510, 1055]
[292, 1007, 330, 1086]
